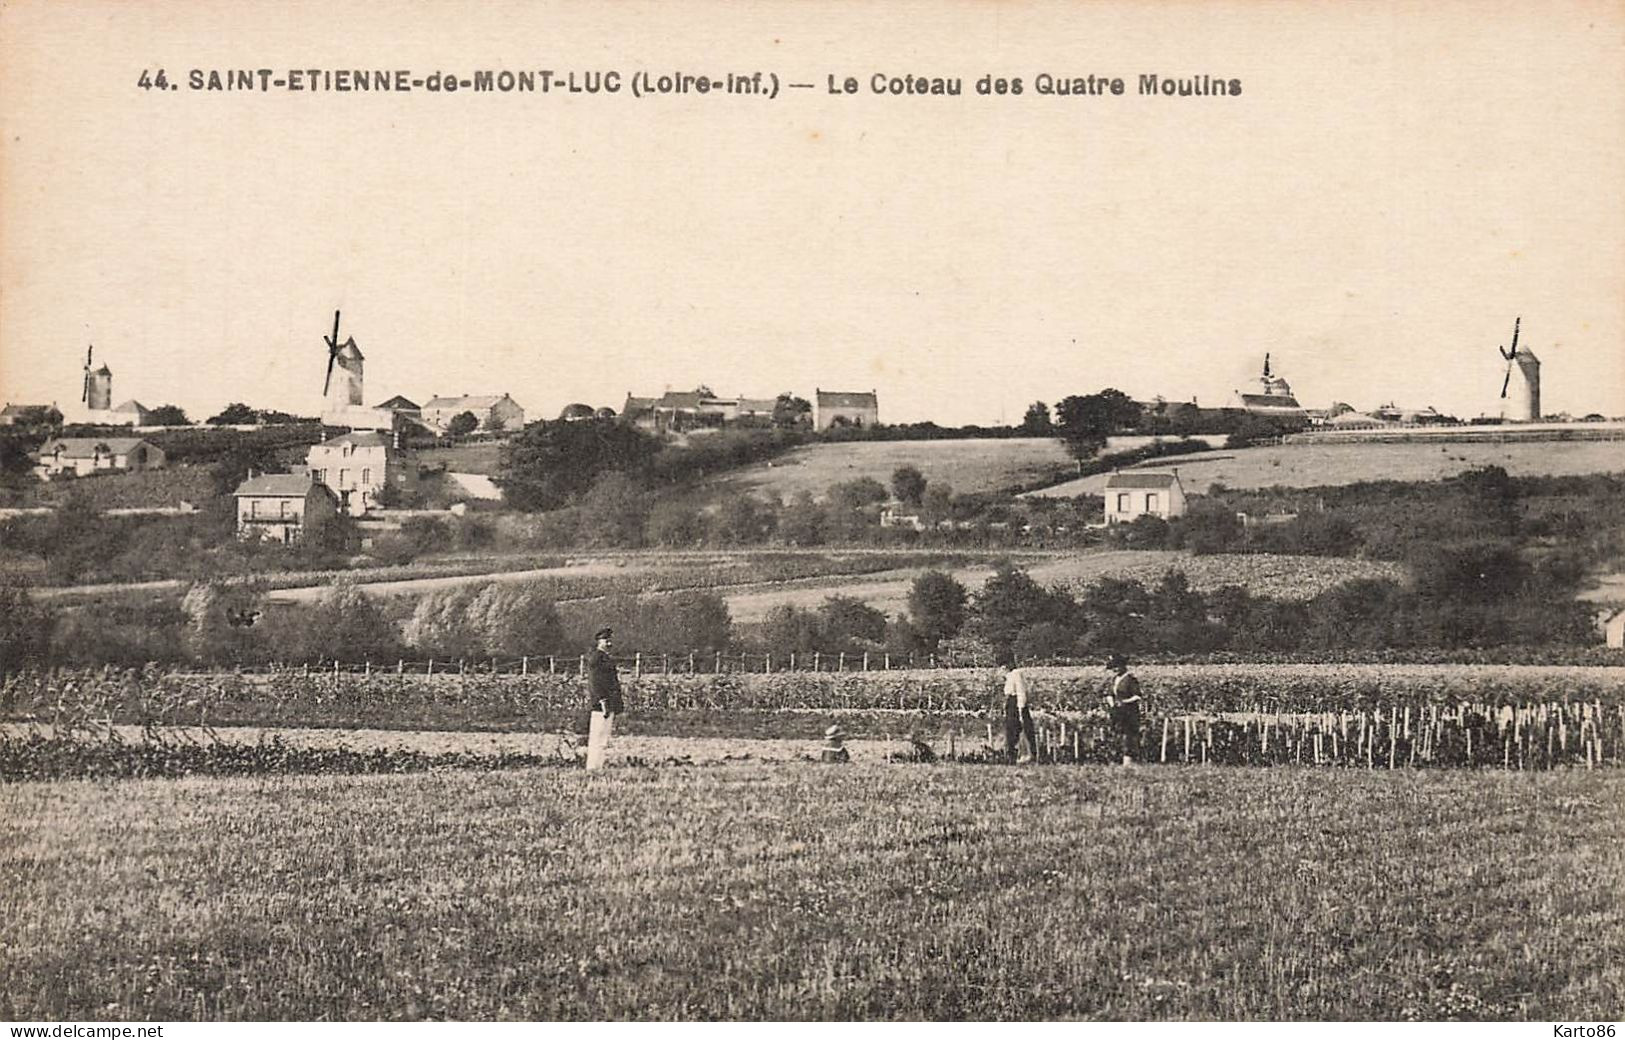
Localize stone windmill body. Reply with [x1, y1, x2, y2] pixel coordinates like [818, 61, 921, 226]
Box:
[1498, 317, 1541, 422]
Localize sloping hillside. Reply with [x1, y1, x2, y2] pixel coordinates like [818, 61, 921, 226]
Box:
[719, 438, 1074, 500]
[1026, 440, 1625, 497]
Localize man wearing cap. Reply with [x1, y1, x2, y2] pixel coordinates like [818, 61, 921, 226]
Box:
[585, 627, 623, 770]
[1104, 654, 1144, 766]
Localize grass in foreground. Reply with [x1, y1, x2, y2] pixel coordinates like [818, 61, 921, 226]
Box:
[2, 765, 1621, 1021]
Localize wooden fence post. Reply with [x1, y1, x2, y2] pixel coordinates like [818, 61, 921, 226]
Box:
[427, 659, 434, 677]
[839, 652, 846, 672]
[634, 652, 642, 678]
[862, 652, 870, 671]
[548, 655, 556, 674]
[397, 659, 404, 675]
[814, 651, 821, 672]
[522, 656, 528, 676]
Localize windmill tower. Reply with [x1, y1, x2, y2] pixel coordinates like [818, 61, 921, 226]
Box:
[82, 346, 113, 413]
[1498, 317, 1541, 421]
[321, 311, 365, 413]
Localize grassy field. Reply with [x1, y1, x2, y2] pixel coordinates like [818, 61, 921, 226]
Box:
[722, 550, 1404, 621]
[2, 763, 1620, 1020]
[1027, 440, 1625, 497]
[722, 438, 1075, 500]
[412, 441, 508, 475]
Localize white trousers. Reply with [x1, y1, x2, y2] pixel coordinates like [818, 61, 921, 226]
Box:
[586, 710, 615, 770]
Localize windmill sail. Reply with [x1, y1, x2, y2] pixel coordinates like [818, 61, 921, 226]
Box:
[81, 345, 93, 403]
[323, 311, 342, 394]
[1498, 317, 1521, 399]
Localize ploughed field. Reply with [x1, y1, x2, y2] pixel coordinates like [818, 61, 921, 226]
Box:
[2, 764, 1620, 1020]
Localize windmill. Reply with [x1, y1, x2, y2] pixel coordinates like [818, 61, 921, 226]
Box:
[1498, 317, 1521, 400]
[322, 310, 344, 395]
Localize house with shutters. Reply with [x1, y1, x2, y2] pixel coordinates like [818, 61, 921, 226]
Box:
[33, 437, 165, 479]
[813, 389, 879, 431]
[232, 473, 338, 544]
[1103, 470, 1187, 524]
[306, 430, 409, 516]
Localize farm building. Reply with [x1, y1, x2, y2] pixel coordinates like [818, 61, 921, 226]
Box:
[814, 389, 879, 431]
[306, 430, 411, 516]
[33, 437, 165, 479]
[0, 403, 59, 427]
[420, 393, 526, 433]
[233, 473, 338, 544]
[83, 400, 155, 427]
[1103, 470, 1187, 524]
[621, 391, 780, 434]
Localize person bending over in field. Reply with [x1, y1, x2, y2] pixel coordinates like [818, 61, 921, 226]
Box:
[999, 658, 1037, 763]
[1104, 654, 1143, 766]
[585, 627, 624, 770]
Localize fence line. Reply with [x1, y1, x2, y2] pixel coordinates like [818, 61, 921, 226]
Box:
[204, 649, 1002, 678]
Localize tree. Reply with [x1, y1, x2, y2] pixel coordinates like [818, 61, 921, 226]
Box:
[497, 419, 661, 512]
[778, 490, 825, 546]
[1055, 389, 1142, 464]
[710, 494, 774, 546]
[817, 595, 888, 648]
[208, 402, 258, 425]
[0, 580, 53, 672]
[828, 477, 888, 509]
[146, 404, 190, 426]
[303, 579, 399, 662]
[970, 561, 1079, 663]
[891, 465, 927, 507]
[576, 472, 649, 548]
[1020, 401, 1053, 434]
[772, 393, 812, 428]
[447, 411, 480, 436]
[921, 482, 954, 523]
[907, 570, 967, 649]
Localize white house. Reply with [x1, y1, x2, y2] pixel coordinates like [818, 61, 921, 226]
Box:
[306, 430, 407, 516]
[813, 389, 879, 431]
[34, 437, 165, 479]
[1103, 471, 1187, 524]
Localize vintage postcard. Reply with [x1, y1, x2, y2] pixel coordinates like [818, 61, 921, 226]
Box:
[1, 0, 1622, 1026]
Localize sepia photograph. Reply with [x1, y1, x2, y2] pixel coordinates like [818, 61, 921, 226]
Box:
[1, 0, 1622, 1026]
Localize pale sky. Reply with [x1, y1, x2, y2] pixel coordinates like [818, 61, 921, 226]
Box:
[2, 0, 1622, 425]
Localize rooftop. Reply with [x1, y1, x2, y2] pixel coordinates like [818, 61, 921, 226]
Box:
[234, 473, 316, 497]
[1104, 471, 1182, 489]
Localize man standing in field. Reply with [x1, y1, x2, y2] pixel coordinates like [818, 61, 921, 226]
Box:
[1000, 659, 1037, 763]
[1104, 654, 1144, 766]
[585, 627, 623, 771]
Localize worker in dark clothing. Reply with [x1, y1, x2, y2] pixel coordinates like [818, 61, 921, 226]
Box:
[1104, 653, 1144, 766]
[586, 627, 623, 770]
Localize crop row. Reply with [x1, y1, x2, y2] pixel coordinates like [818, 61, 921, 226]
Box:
[6, 664, 1625, 721]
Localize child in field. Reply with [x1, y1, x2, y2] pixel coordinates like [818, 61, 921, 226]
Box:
[819, 724, 851, 763]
